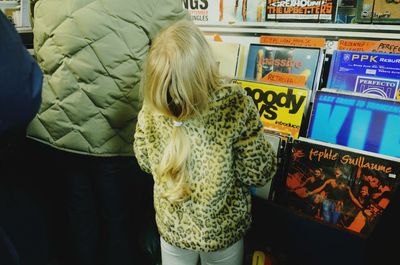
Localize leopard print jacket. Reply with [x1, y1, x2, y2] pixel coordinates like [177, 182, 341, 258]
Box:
[134, 84, 277, 252]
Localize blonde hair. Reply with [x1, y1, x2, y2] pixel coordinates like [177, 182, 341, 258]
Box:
[142, 20, 221, 203]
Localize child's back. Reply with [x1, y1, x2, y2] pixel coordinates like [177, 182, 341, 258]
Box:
[134, 20, 277, 265]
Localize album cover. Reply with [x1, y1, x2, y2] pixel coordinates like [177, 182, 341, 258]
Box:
[281, 137, 400, 237]
[266, 0, 336, 22]
[0, 0, 31, 28]
[250, 131, 283, 200]
[183, 0, 216, 22]
[327, 50, 400, 100]
[356, 0, 400, 24]
[208, 41, 242, 78]
[234, 79, 309, 138]
[183, 0, 267, 23]
[244, 44, 323, 92]
[308, 90, 400, 158]
[218, 0, 267, 22]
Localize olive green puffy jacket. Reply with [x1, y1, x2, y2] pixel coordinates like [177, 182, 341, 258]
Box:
[27, 0, 187, 156]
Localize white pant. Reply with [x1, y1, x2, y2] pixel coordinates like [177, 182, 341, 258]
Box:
[160, 237, 243, 265]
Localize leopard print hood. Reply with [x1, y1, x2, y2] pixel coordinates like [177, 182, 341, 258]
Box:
[134, 84, 277, 252]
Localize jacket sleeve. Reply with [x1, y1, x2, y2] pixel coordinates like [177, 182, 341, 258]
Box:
[233, 96, 277, 187]
[133, 109, 152, 174]
[148, 0, 189, 40]
[0, 11, 43, 135]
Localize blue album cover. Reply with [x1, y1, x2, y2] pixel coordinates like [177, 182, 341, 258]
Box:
[244, 44, 322, 91]
[307, 90, 400, 158]
[327, 50, 400, 100]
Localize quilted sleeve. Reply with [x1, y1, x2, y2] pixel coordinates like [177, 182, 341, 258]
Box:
[133, 109, 151, 174]
[233, 96, 277, 187]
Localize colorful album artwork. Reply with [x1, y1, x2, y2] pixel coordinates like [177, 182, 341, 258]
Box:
[356, 0, 400, 24]
[218, 0, 267, 22]
[234, 79, 308, 138]
[282, 137, 400, 237]
[266, 0, 335, 22]
[183, 0, 214, 22]
[244, 44, 323, 91]
[308, 90, 400, 158]
[327, 50, 400, 100]
[183, 0, 266, 23]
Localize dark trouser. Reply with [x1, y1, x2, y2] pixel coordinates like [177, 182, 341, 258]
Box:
[0, 226, 19, 265]
[0, 131, 49, 265]
[0, 187, 49, 265]
[24, 139, 156, 265]
[66, 155, 140, 265]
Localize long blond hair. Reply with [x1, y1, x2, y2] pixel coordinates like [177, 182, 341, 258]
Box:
[142, 20, 221, 203]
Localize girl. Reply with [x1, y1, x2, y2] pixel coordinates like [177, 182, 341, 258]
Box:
[134, 20, 277, 265]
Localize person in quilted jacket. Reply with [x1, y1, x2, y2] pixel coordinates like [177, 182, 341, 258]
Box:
[134, 20, 277, 265]
[26, 1, 187, 265]
[0, 10, 45, 265]
[0, 12, 42, 139]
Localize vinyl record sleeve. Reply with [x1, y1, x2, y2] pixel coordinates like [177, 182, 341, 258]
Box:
[208, 41, 242, 78]
[244, 44, 323, 93]
[183, 0, 267, 22]
[308, 90, 400, 158]
[234, 79, 309, 139]
[356, 0, 400, 24]
[250, 131, 283, 200]
[266, 0, 336, 22]
[327, 50, 400, 100]
[281, 137, 400, 237]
